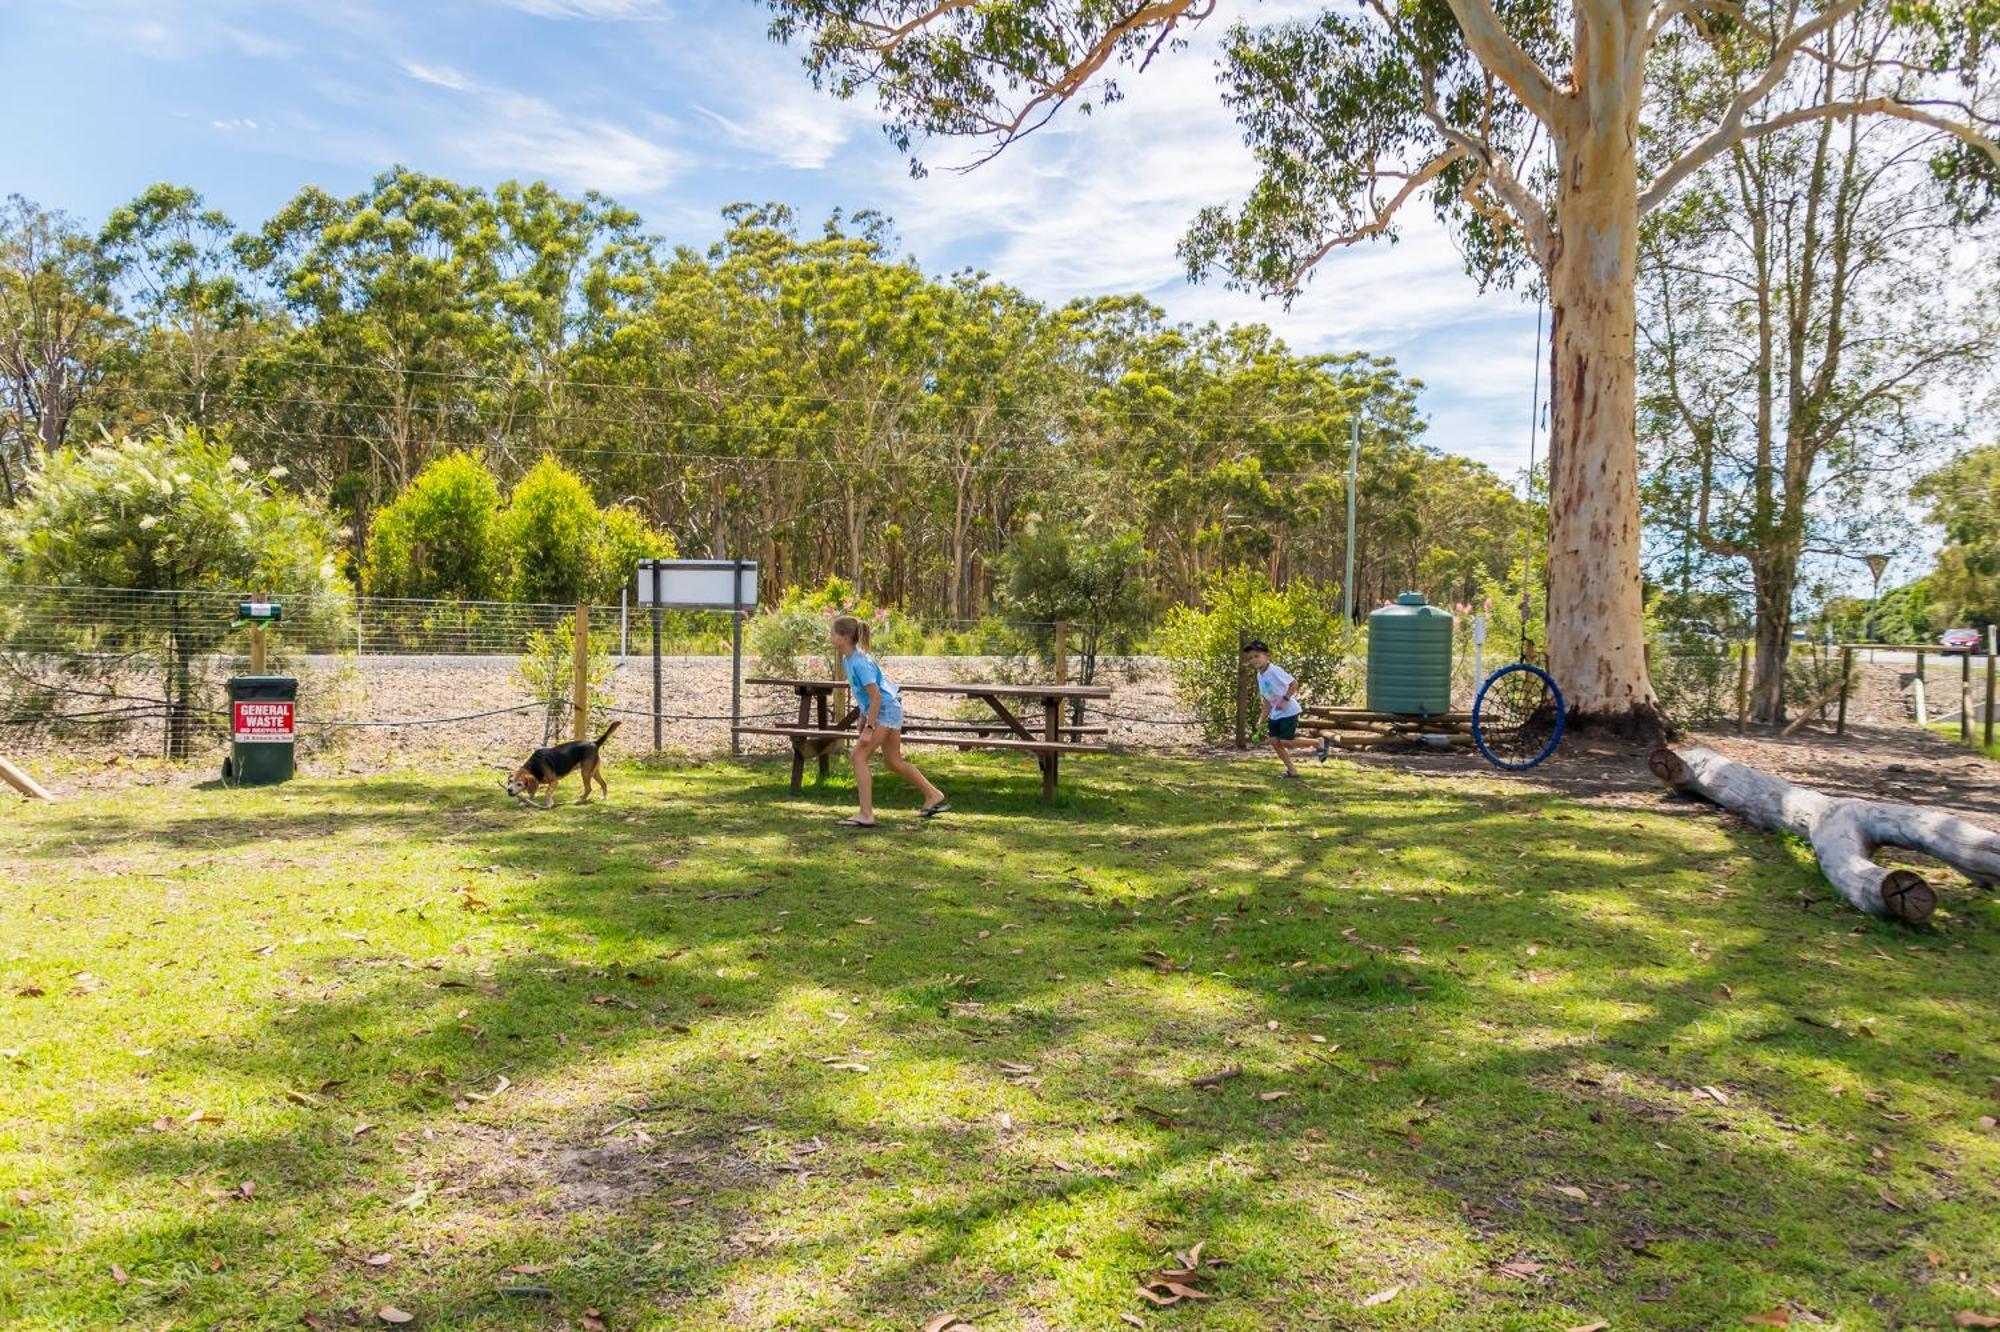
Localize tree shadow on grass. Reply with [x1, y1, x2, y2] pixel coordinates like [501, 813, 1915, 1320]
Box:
[14, 752, 1999, 1328]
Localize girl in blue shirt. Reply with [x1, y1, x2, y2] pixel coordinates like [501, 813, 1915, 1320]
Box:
[832, 613, 948, 826]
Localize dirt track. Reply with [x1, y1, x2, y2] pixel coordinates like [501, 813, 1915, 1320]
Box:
[10, 656, 1994, 833]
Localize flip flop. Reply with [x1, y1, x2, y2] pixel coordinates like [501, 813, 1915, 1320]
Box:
[837, 816, 878, 828]
[919, 799, 952, 819]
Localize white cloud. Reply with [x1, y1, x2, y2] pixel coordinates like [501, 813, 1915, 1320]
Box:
[457, 91, 684, 194]
[401, 60, 473, 91]
[693, 100, 855, 171]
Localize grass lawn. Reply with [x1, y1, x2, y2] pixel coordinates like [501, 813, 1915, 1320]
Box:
[1930, 721, 2000, 761]
[3, 752, 1998, 1330]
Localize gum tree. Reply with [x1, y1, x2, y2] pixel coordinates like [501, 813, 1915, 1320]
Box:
[761, 0, 2000, 736]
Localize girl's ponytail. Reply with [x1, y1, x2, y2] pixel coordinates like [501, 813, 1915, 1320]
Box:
[832, 613, 870, 651]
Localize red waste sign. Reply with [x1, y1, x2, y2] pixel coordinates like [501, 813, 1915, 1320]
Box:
[232, 700, 295, 743]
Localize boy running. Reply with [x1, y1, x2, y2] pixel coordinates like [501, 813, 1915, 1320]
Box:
[1242, 640, 1321, 778]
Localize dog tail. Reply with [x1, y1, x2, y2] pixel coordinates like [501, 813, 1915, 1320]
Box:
[594, 720, 621, 749]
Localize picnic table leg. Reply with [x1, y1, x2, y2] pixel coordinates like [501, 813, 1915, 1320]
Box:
[1042, 696, 1059, 805]
[790, 690, 808, 794]
[815, 691, 831, 782]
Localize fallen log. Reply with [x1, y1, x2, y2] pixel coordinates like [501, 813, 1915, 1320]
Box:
[1650, 746, 2000, 924]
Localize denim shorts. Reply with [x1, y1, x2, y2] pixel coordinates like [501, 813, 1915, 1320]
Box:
[872, 695, 905, 730]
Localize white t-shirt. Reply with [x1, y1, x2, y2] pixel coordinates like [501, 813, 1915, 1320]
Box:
[1257, 663, 1301, 720]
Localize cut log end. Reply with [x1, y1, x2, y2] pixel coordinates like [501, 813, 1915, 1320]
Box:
[1648, 747, 1689, 787]
[1878, 870, 1936, 925]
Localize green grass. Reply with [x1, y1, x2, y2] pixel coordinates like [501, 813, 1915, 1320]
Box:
[3, 753, 1997, 1330]
[1930, 720, 2000, 760]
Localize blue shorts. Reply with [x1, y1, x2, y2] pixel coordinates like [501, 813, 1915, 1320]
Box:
[869, 695, 905, 730]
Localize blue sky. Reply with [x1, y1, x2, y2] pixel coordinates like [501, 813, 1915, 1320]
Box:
[0, 0, 1547, 482]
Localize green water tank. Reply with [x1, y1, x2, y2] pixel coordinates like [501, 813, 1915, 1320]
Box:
[1367, 592, 1454, 715]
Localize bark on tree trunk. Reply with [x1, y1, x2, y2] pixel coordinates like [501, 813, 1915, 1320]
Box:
[1651, 745, 2000, 923]
[1750, 561, 1793, 725]
[1545, 20, 1666, 742]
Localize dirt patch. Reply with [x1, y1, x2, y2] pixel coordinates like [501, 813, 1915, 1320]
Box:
[423, 1119, 762, 1218]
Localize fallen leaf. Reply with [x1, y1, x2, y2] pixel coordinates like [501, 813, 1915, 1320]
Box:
[1551, 1185, 1591, 1203]
[1955, 1314, 2000, 1329]
[111, 1263, 130, 1285]
[581, 1312, 607, 1332]
[1496, 1260, 1544, 1279]
[365, 1253, 393, 1267]
[1744, 1311, 1791, 1327]
[1119, 1317, 1145, 1329]
[1567, 1323, 1610, 1332]
[1361, 1285, 1403, 1307]
[14, 985, 45, 998]
[1135, 1284, 1180, 1307]
[921, 1316, 972, 1332]
[1977, 1116, 1996, 1131]
[184, 1109, 223, 1125]
[1698, 1085, 1732, 1107]
[1877, 1187, 1904, 1211]
[1259, 1091, 1291, 1102]
[377, 1309, 414, 1325]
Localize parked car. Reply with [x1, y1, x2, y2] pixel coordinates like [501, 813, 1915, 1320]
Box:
[1938, 627, 1982, 653]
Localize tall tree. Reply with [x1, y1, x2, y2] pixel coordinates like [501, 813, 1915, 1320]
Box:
[761, 0, 2000, 735]
[97, 184, 263, 431]
[1640, 12, 1997, 722]
[1913, 443, 2000, 630]
[0, 196, 122, 501]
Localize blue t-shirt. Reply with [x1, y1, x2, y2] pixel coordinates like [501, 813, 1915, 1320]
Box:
[844, 650, 903, 724]
[1258, 663, 1302, 720]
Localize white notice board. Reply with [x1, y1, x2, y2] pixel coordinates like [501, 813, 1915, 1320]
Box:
[634, 559, 759, 610]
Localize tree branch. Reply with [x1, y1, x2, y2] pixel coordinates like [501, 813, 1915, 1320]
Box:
[1644, 94, 2000, 212]
[1439, 0, 1560, 125]
[1283, 148, 1470, 293]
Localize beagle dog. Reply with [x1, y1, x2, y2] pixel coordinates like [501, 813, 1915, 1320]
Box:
[506, 722, 619, 807]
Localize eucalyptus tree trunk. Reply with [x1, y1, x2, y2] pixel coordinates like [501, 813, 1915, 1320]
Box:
[1545, 14, 1667, 739]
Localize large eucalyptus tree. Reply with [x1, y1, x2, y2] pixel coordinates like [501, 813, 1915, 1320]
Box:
[760, 0, 2000, 736]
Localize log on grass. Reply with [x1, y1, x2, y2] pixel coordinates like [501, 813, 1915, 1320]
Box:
[1649, 746, 2000, 924]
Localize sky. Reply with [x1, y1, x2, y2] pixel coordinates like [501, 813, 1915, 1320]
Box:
[0, 0, 1548, 481]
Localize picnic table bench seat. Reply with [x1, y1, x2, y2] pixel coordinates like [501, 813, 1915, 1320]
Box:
[740, 675, 1113, 803]
[734, 725, 1108, 755]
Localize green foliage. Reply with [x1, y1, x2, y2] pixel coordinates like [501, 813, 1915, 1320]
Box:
[361, 450, 503, 600]
[512, 612, 615, 743]
[0, 424, 344, 615]
[493, 456, 672, 605]
[1867, 578, 1944, 645]
[1914, 444, 2000, 630]
[0, 424, 349, 755]
[749, 577, 910, 677]
[1162, 566, 1361, 741]
[995, 525, 1153, 684]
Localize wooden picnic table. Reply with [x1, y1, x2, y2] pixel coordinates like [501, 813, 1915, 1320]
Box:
[738, 676, 1113, 804]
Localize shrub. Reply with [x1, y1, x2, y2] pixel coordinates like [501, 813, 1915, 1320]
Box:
[748, 577, 907, 676]
[0, 424, 349, 757]
[1162, 567, 1362, 741]
[994, 524, 1153, 686]
[512, 613, 615, 745]
[493, 457, 673, 605]
[361, 450, 501, 600]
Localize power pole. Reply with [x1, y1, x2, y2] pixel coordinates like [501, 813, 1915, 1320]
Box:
[1343, 414, 1360, 621]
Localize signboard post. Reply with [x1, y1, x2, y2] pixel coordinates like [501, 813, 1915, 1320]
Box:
[1471, 614, 1488, 696]
[635, 559, 760, 757]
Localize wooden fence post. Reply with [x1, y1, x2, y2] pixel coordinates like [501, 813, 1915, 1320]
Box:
[0, 755, 54, 801]
[1962, 649, 1974, 744]
[1986, 641, 1996, 752]
[1914, 650, 1928, 726]
[571, 602, 590, 742]
[250, 624, 267, 674]
[1835, 646, 1852, 735]
[1734, 643, 1750, 734]
[1053, 620, 1069, 684]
